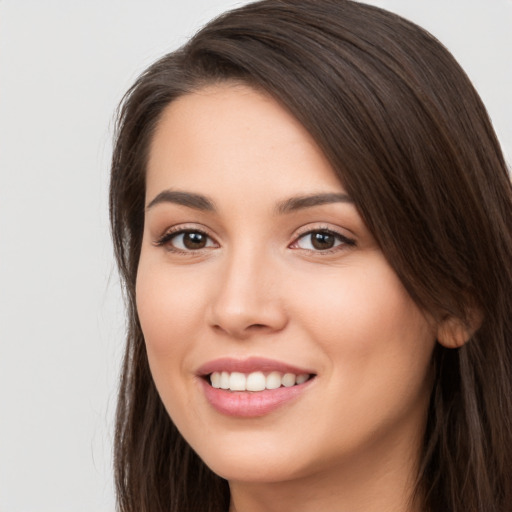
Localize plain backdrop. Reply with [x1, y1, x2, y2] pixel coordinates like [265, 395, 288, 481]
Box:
[0, 1, 510, 511]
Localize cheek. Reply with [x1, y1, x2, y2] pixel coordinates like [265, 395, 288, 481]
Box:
[289, 259, 436, 393]
[135, 259, 207, 356]
[135, 258, 207, 423]
[300, 261, 431, 343]
[287, 262, 436, 454]
[135, 264, 212, 435]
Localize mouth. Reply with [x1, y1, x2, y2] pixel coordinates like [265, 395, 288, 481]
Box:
[205, 370, 314, 392]
[197, 357, 317, 417]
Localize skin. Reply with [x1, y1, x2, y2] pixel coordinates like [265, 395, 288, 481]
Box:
[136, 84, 439, 512]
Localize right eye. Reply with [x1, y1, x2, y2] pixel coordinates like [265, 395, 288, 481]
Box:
[155, 229, 217, 252]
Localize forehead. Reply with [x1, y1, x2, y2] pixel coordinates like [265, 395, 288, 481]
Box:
[145, 84, 344, 201]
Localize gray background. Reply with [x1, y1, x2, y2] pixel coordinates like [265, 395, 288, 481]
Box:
[0, 1, 510, 510]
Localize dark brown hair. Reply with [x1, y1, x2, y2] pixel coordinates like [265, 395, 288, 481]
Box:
[109, 1, 512, 511]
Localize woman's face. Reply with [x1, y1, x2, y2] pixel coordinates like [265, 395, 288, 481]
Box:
[136, 84, 437, 484]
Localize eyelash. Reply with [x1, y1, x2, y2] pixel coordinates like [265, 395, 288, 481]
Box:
[291, 226, 356, 254]
[153, 225, 356, 255]
[153, 226, 216, 254]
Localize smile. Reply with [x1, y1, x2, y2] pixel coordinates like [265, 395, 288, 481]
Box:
[209, 371, 311, 391]
[197, 357, 316, 417]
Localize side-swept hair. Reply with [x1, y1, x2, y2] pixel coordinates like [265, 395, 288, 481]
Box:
[110, 1, 512, 511]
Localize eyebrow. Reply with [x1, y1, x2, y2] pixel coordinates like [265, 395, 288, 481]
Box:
[146, 190, 216, 211]
[146, 190, 352, 214]
[275, 192, 353, 214]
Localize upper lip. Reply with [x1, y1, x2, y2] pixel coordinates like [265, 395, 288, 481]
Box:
[197, 357, 315, 377]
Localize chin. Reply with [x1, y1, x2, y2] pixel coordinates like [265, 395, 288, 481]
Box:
[191, 432, 311, 483]
[206, 457, 302, 484]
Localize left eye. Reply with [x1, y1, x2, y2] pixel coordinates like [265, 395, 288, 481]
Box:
[294, 230, 349, 251]
[164, 230, 216, 251]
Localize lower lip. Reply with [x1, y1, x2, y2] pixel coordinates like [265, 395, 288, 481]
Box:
[200, 378, 314, 418]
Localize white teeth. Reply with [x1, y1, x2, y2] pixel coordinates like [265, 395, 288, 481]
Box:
[209, 370, 311, 391]
[211, 372, 221, 388]
[266, 371, 282, 390]
[246, 371, 266, 391]
[296, 373, 309, 384]
[282, 373, 296, 387]
[229, 372, 246, 391]
[220, 371, 230, 389]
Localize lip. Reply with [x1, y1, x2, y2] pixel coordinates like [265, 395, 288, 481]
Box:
[196, 356, 315, 377]
[197, 357, 316, 418]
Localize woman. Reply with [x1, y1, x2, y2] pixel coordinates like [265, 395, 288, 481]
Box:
[109, 1, 512, 511]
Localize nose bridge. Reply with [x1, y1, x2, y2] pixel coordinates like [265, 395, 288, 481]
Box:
[208, 239, 286, 337]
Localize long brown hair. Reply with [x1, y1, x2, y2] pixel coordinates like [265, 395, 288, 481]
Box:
[109, 1, 512, 511]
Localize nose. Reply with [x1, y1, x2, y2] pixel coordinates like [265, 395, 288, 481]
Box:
[207, 247, 288, 339]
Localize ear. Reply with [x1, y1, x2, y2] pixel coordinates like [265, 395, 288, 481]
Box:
[437, 310, 483, 349]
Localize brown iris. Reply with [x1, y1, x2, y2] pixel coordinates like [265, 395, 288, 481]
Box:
[182, 231, 208, 249]
[311, 231, 336, 250]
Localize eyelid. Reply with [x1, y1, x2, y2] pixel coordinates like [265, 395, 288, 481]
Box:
[289, 225, 356, 252]
[153, 224, 219, 252]
[152, 223, 356, 254]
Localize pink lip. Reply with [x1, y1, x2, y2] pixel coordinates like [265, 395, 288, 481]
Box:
[196, 356, 314, 376]
[197, 357, 316, 418]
